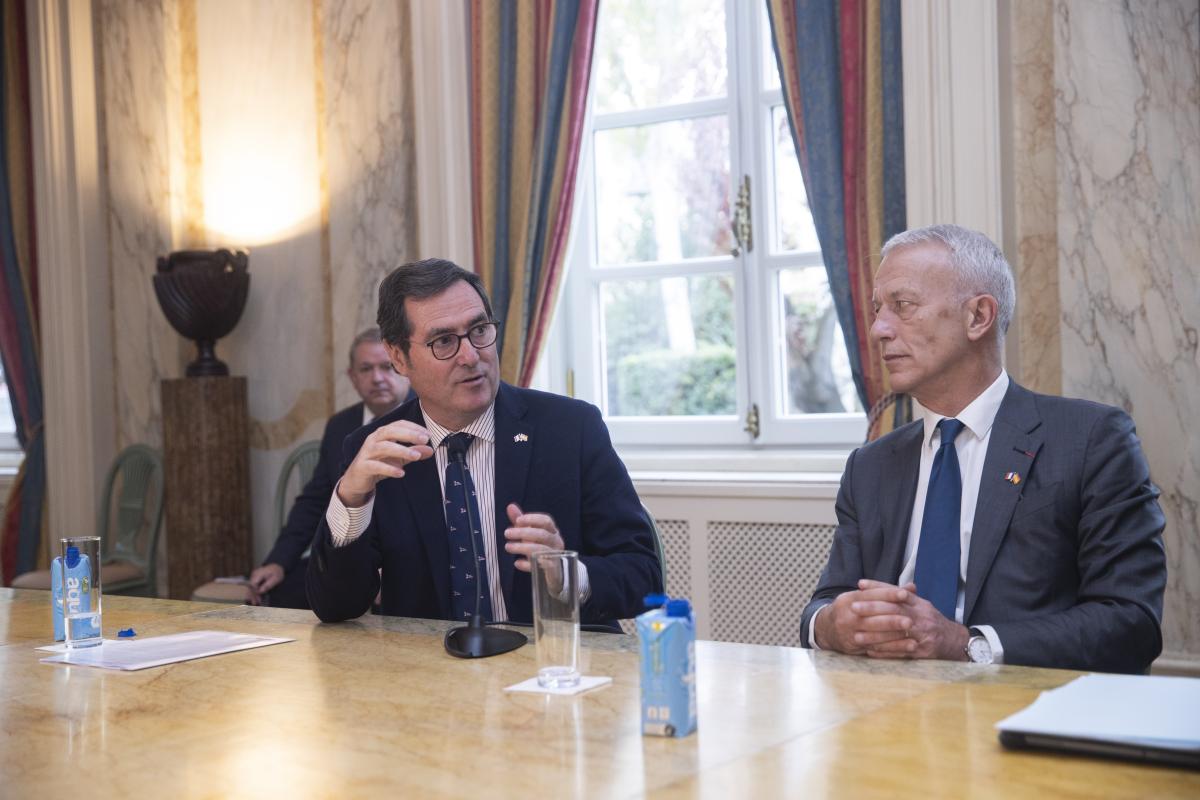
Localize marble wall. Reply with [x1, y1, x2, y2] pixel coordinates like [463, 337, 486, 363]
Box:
[95, 0, 417, 565]
[1054, 0, 1199, 662]
[1008, 0, 1199, 662]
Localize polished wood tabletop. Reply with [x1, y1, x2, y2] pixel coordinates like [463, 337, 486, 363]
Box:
[1, 588, 1195, 798]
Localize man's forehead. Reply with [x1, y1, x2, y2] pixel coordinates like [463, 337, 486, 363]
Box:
[353, 341, 389, 364]
[876, 243, 952, 291]
[407, 282, 488, 336]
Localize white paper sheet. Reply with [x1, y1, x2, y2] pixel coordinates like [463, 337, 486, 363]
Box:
[995, 674, 1200, 751]
[39, 630, 293, 671]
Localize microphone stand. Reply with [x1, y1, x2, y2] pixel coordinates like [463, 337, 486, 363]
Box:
[443, 443, 527, 659]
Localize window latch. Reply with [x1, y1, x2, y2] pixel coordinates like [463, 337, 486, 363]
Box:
[731, 174, 752, 256]
[743, 402, 760, 439]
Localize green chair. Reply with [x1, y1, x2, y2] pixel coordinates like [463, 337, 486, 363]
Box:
[13, 444, 164, 596]
[641, 502, 668, 593]
[191, 439, 320, 603]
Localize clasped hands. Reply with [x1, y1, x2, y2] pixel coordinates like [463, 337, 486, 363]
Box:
[336, 420, 565, 570]
[814, 579, 969, 661]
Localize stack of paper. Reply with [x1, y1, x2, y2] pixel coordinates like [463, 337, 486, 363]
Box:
[39, 630, 293, 671]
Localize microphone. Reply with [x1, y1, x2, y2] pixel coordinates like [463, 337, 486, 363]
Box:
[443, 435, 527, 659]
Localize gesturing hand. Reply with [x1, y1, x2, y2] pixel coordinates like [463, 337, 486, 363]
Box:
[336, 421, 434, 508]
[503, 503, 565, 573]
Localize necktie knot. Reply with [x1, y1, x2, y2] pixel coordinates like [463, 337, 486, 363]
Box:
[444, 432, 474, 462]
[937, 418, 965, 448]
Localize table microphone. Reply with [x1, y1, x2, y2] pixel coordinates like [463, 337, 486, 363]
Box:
[443, 436, 527, 659]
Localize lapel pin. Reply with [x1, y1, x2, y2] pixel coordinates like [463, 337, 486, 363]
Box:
[513, 433, 529, 443]
[1004, 471, 1022, 485]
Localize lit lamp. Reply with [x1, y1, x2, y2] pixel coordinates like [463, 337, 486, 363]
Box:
[152, 249, 250, 377]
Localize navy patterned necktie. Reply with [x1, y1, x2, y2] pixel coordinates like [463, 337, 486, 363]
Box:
[914, 418, 966, 621]
[443, 433, 493, 622]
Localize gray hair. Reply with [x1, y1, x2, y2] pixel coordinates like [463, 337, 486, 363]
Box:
[348, 327, 383, 367]
[881, 224, 1015, 335]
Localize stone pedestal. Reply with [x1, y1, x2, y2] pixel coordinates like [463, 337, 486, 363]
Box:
[161, 376, 252, 599]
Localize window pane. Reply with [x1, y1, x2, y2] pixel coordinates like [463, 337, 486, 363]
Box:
[601, 274, 736, 417]
[593, 0, 727, 114]
[595, 116, 732, 265]
[771, 105, 820, 253]
[778, 268, 861, 414]
[0, 363, 14, 434]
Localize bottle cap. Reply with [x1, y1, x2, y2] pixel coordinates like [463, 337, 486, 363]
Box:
[65, 546, 81, 569]
[643, 593, 669, 609]
[666, 598, 692, 618]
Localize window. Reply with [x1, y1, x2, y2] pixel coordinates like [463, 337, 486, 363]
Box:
[559, 0, 864, 449]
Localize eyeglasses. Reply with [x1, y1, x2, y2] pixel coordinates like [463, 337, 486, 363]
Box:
[420, 321, 499, 360]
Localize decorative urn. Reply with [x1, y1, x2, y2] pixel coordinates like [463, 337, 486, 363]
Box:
[152, 249, 250, 377]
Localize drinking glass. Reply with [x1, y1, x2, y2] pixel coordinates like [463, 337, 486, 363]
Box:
[61, 536, 102, 648]
[532, 550, 580, 688]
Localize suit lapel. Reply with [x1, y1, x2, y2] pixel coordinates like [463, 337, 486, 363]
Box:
[398, 404, 451, 618]
[964, 382, 1042, 621]
[880, 421, 923, 581]
[492, 385, 534, 603]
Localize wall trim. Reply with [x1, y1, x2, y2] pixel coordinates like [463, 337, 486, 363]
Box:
[901, 0, 1003, 243]
[28, 0, 114, 548]
[409, 0, 474, 269]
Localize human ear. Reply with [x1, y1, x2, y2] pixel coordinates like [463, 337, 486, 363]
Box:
[965, 295, 999, 341]
[384, 340, 412, 378]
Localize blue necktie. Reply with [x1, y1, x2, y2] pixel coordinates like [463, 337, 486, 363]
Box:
[443, 433, 493, 622]
[914, 418, 965, 621]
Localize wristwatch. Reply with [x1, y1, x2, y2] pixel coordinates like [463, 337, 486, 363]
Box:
[965, 630, 993, 664]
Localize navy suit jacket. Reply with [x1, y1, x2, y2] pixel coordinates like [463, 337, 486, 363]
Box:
[801, 381, 1166, 674]
[264, 402, 365, 572]
[306, 384, 662, 625]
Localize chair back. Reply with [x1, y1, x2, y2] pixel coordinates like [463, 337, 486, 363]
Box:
[641, 502, 668, 592]
[98, 444, 164, 592]
[274, 440, 321, 533]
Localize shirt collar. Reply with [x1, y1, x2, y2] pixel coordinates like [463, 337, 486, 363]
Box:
[921, 370, 1010, 448]
[422, 402, 496, 450]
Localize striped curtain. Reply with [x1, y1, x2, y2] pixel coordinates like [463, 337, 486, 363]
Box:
[469, 0, 598, 387]
[0, 0, 46, 584]
[766, 0, 909, 439]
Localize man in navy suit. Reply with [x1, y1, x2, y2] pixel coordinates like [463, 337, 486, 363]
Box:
[246, 328, 412, 608]
[306, 259, 660, 625]
[802, 224, 1166, 674]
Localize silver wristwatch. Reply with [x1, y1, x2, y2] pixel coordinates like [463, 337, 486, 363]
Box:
[965, 630, 994, 664]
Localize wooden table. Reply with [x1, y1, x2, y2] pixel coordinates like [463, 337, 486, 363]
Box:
[1, 588, 1195, 798]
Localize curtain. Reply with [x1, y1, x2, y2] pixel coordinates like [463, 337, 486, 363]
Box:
[0, 0, 45, 584]
[469, 0, 598, 387]
[766, 0, 909, 440]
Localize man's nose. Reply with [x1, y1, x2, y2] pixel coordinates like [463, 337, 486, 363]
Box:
[869, 312, 892, 343]
[456, 338, 481, 366]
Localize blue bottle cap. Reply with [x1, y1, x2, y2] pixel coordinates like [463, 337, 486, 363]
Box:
[117, 628, 137, 638]
[65, 546, 81, 569]
[666, 598, 692, 618]
[643, 593, 669, 609]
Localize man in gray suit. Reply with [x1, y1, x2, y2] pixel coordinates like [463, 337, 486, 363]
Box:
[801, 224, 1166, 674]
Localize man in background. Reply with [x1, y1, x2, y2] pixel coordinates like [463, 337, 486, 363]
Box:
[802, 224, 1165, 674]
[247, 328, 413, 607]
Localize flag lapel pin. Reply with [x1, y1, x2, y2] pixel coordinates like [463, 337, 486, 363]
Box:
[1004, 471, 1022, 485]
[513, 433, 529, 443]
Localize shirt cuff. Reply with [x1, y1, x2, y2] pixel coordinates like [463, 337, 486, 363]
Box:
[972, 624, 1005, 664]
[807, 603, 828, 649]
[326, 480, 375, 547]
[578, 561, 591, 604]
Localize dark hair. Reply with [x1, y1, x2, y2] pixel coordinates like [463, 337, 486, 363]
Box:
[347, 327, 383, 367]
[377, 258, 494, 355]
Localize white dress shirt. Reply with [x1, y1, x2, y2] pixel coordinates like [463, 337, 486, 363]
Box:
[325, 401, 590, 621]
[810, 371, 1009, 662]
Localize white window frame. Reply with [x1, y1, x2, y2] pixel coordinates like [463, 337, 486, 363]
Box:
[554, 0, 866, 453]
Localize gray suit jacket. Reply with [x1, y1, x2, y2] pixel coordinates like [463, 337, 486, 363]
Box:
[800, 381, 1166, 674]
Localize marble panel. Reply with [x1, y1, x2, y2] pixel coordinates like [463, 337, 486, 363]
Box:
[322, 0, 419, 409]
[1007, 0, 1061, 396]
[96, 0, 188, 449]
[1055, 0, 1200, 659]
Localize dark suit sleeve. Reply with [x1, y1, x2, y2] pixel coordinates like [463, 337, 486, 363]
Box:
[576, 405, 663, 623]
[989, 409, 1166, 673]
[263, 416, 344, 572]
[305, 435, 383, 623]
[800, 447, 864, 646]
